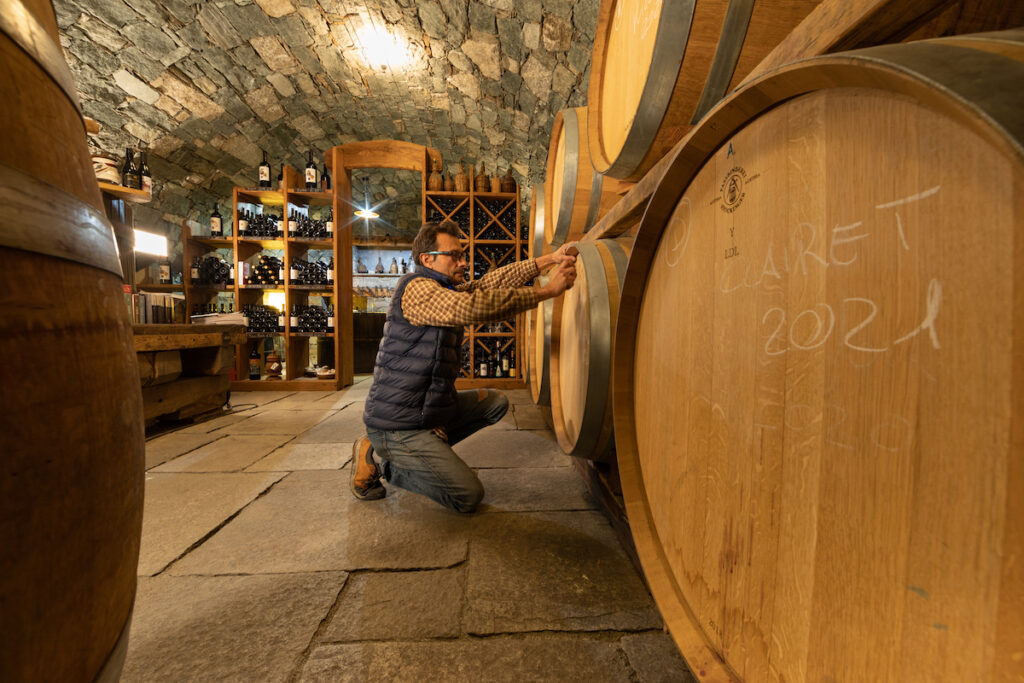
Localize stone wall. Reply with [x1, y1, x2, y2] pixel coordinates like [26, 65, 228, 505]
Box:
[54, 0, 593, 267]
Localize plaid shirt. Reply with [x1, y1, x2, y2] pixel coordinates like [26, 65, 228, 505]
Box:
[402, 259, 542, 327]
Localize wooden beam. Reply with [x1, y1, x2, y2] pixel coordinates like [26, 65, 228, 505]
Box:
[133, 324, 246, 351]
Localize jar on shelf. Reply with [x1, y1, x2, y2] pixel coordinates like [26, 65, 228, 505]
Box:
[475, 163, 489, 192]
[501, 168, 516, 193]
[444, 173, 455, 191]
[455, 160, 469, 192]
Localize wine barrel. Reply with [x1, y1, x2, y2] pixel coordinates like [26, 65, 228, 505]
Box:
[0, 1, 144, 680]
[529, 278, 553, 406]
[549, 238, 631, 460]
[613, 30, 1024, 681]
[588, 0, 823, 182]
[524, 186, 545, 386]
[544, 107, 624, 247]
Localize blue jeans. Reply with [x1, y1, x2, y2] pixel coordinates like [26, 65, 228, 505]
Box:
[365, 389, 509, 513]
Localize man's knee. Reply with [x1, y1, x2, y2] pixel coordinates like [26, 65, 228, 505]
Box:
[448, 478, 484, 513]
[483, 390, 509, 424]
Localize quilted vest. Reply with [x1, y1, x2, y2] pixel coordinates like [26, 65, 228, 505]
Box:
[363, 266, 464, 430]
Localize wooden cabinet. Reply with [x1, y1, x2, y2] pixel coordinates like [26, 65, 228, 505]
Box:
[183, 166, 341, 390]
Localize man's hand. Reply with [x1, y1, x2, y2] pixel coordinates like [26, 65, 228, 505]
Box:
[539, 259, 577, 298]
[537, 242, 578, 272]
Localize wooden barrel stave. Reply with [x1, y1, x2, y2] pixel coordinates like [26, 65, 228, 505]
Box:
[529, 282, 553, 406]
[0, 1, 144, 680]
[613, 32, 1024, 681]
[544, 107, 623, 247]
[525, 186, 545, 388]
[550, 239, 631, 460]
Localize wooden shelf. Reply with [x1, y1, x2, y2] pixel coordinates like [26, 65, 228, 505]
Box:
[353, 273, 402, 278]
[231, 377, 338, 391]
[190, 283, 232, 291]
[290, 238, 333, 247]
[246, 332, 282, 338]
[240, 284, 283, 290]
[472, 191, 518, 199]
[137, 283, 184, 292]
[289, 284, 335, 291]
[353, 240, 412, 248]
[97, 181, 151, 203]
[474, 332, 515, 337]
[289, 331, 335, 337]
[238, 237, 285, 249]
[193, 237, 234, 249]
[288, 190, 333, 206]
[237, 189, 284, 206]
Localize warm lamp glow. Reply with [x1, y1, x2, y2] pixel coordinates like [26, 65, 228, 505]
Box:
[266, 292, 286, 311]
[134, 229, 167, 256]
[355, 208, 379, 219]
[354, 22, 410, 70]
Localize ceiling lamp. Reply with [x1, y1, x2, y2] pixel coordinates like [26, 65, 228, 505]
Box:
[355, 176, 379, 219]
[353, 18, 410, 70]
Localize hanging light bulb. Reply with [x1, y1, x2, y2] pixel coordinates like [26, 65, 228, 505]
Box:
[354, 176, 379, 219]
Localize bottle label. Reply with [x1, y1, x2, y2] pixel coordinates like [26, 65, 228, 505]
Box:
[190, 267, 199, 280]
[259, 167, 270, 182]
[239, 219, 248, 231]
[326, 221, 333, 234]
[289, 219, 297, 232]
[290, 267, 298, 279]
[291, 316, 298, 327]
[278, 267, 284, 281]
[327, 268, 334, 281]
[142, 175, 152, 194]
[509, 367, 516, 378]
[305, 168, 316, 183]
[328, 317, 334, 330]
[211, 217, 222, 234]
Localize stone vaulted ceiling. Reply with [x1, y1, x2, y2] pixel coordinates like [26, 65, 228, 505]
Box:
[53, 0, 597, 244]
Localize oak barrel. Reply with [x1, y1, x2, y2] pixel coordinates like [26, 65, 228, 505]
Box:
[529, 278, 553, 406]
[613, 30, 1024, 681]
[0, 0, 144, 680]
[588, 0, 823, 181]
[544, 107, 624, 247]
[524, 186, 545, 386]
[549, 238, 631, 460]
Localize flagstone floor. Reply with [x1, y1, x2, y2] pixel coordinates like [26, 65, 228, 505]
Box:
[125, 376, 695, 682]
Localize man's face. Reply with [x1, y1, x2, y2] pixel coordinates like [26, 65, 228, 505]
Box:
[421, 232, 468, 284]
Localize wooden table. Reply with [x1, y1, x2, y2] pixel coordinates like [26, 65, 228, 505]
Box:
[133, 324, 246, 427]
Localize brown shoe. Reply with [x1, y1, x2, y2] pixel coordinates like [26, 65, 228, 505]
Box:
[350, 437, 385, 500]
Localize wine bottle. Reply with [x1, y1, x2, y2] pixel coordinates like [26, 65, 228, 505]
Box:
[121, 148, 137, 188]
[277, 165, 283, 191]
[305, 151, 317, 190]
[290, 304, 298, 329]
[478, 357, 488, 377]
[509, 354, 516, 378]
[190, 256, 200, 285]
[327, 257, 334, 285]
[289, 258, 299, 282]
[277, 307, 285, 333]
[327, 304, 334, 333]
[210, 204, 222, 237]
[320, 164, 331, 190]
[288, 210, 297, 238]
[325, 209, 334, 236]
[259, 150, 271, 188]
[138, 150, 152, 194]
[389, 257, 398, 274]
[238, 209, 249, 236]
[501, 353, 509, 374]
[249, 347, 261, 380]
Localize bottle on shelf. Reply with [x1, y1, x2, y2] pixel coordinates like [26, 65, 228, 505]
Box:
[375, 256, 384, 274]
[389, 257, 398, 274]
[305, 151, 317, 190]
[478, 354, 488, 378]
[277, 165, 283, 191]
[210, 204, 223, 237]
[327, 304, 335, 333]
[400, 258, 407, 274]
[238, 208, 249, 236]
[320, 164, 331, 191]
[219, 303, 226, 314]
[189, 256, 200, 285]
[289, 258, 299, 282]
[138, 149, 152, 195]
[509, 353, 516, 378]
[288, 210, 297, 238]
[327, 257, 334, 285]
[290, 304, 299, 329]
[159, 262, 171, 284]
[501, 352, 510, 376]
[325, 209, 333, 236]
[249, 346, 261, 380]
[241, 304, 250, 328]
[356, 257, 367, 274]
[277, 307, 285, 333]
[259, 151, 271, 188]
[121, 148, 137, 188]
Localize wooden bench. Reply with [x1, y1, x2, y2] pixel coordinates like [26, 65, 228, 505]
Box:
[133, 324, 246, 427]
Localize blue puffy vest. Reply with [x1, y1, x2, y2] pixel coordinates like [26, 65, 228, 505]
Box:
[362, 267, 464, 430]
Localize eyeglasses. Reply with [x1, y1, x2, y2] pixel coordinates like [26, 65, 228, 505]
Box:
[423, 250, 467, 262]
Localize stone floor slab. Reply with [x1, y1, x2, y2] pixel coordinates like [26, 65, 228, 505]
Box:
[513, 403, 548, 430]
[247, 442, 351, 471]
[477, 467, 595, 512]
[152, 434, 294, 472]
[317, 382, 372, 409]
[456, 428, 569, 468]
[144, 432, 225, 470]
[299, 635, 633, 682]
[176, 409, 261, 434]
[294, 404, 366, 443]
[504, 389, 534, 404]
[122, 572, 346, 682]
[139, 471, 286, 576]
[169, 470, 469, 575]
[494, 410, 518, 430]
[267, 390, 339, 409]
[464, 511, 661, 634]
[322, 568, 464, 642]
[619, 633, 696, 682]
[219, 409, 335, 435]
[229, 390, 295, 407]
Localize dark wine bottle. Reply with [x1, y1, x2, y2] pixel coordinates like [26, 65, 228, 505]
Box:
[305, 150, 317, 190]
[290, 304, 298, 329]
[210, 204, 223, 237]
[138, 150, 152, 194]
[327, 304, 334, 333]
[238, 208, 249, 236]
[325, 208, 334, 236]
[259, 150, 271, 188]
[249, 347, 261, 380]
[320, 163, 331, 190]
[277, 165, 283, 190]
[288, 209, 297, 238]
[121, 148, 136, 188]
